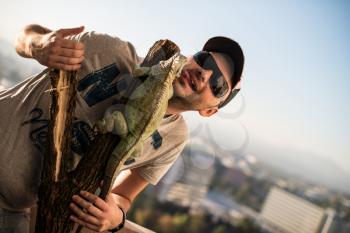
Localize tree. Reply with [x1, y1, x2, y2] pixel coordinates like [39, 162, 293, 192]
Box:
[212, 225, 227, 233]
[186, 214, 207, 233]
[157, 214, 175, 233]
[236, 218, 261, 233]
[173, 213, 189, 233]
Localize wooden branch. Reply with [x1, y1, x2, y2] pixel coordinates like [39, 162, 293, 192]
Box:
[35, 69, 78, 232]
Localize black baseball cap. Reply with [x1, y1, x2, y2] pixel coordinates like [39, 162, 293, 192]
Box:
[202, 36, 244, 108]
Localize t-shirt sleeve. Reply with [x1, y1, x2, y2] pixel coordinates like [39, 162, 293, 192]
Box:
[136, 139, 187, 185]
[135, 117, 189, 185]
[68, 31, 141, 82]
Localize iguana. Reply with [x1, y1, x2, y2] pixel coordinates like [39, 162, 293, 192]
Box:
[96, 52, 187, 198]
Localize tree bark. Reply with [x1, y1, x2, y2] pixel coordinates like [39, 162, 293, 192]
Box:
[34, 40, 179, 233]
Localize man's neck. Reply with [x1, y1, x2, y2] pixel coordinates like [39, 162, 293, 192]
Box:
[166, 98, 194, 115]
[165, 105, 181, 115]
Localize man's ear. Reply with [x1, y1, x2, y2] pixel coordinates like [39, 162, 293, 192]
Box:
[198, 108, 218, 117]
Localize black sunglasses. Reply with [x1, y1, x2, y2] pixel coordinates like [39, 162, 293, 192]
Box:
[193, 51, 229, 98]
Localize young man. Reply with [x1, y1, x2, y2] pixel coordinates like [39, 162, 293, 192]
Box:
[0, 25, 244, 232]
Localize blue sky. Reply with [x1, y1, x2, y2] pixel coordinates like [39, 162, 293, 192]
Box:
[0, 0, 349, 172]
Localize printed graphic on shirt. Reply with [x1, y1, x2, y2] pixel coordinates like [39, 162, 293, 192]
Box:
[21, 108, 49, 152]
[77, 63, 128, 107]
[22, 107, 95, 156]
[124, 158, 135, 165]
[123, 130, 163, 166]
[151, 130, 163, 149]
[70, 119, 96, 155]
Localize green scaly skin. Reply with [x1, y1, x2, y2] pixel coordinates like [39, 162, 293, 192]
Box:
[96, 53, 187, 197]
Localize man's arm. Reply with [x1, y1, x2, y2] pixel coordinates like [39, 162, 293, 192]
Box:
[15, 24, 85, 70]
[69, 168, 149, 232]
[111, 168, 150, 211]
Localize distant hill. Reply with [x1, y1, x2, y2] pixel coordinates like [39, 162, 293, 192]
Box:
[249, 140, 350, 194]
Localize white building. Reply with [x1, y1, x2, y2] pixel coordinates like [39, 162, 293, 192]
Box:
[260, 187, 335, 233]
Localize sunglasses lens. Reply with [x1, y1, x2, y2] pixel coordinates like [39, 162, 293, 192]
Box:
[210, 75, 229, 98]
[193, 51, 229, 98]
[193, 51, 210, 67]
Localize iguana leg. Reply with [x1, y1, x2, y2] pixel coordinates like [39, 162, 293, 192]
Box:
[95, 110, 128, 136]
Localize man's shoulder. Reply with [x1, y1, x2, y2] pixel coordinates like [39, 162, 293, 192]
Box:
[70, 31, 142, 64]
[71, 31, 123, 44]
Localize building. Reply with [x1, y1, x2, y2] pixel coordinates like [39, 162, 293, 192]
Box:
[259, 187, 335, 233]
[157, 143, 215, 209]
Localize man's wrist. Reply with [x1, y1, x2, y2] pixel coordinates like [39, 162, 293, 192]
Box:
[28, 36, 38, 58]
[109, 205, 125, 232]
[24, 25, 49, 59]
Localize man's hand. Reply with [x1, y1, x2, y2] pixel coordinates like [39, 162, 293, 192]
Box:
[69, 190, 123, 232]
[32, 26, 85, 71]
[15, 25, 85, 71]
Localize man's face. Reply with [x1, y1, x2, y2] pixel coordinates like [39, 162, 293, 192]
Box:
[170, 52, 234, 116]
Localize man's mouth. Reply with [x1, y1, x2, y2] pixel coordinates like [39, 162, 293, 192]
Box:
[182, 70, 197, 92]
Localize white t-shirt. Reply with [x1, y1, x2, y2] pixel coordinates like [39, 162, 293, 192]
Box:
[0, 32, 188, 211]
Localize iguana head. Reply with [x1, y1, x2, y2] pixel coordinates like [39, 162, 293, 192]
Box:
[124, 53, 187, 138]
